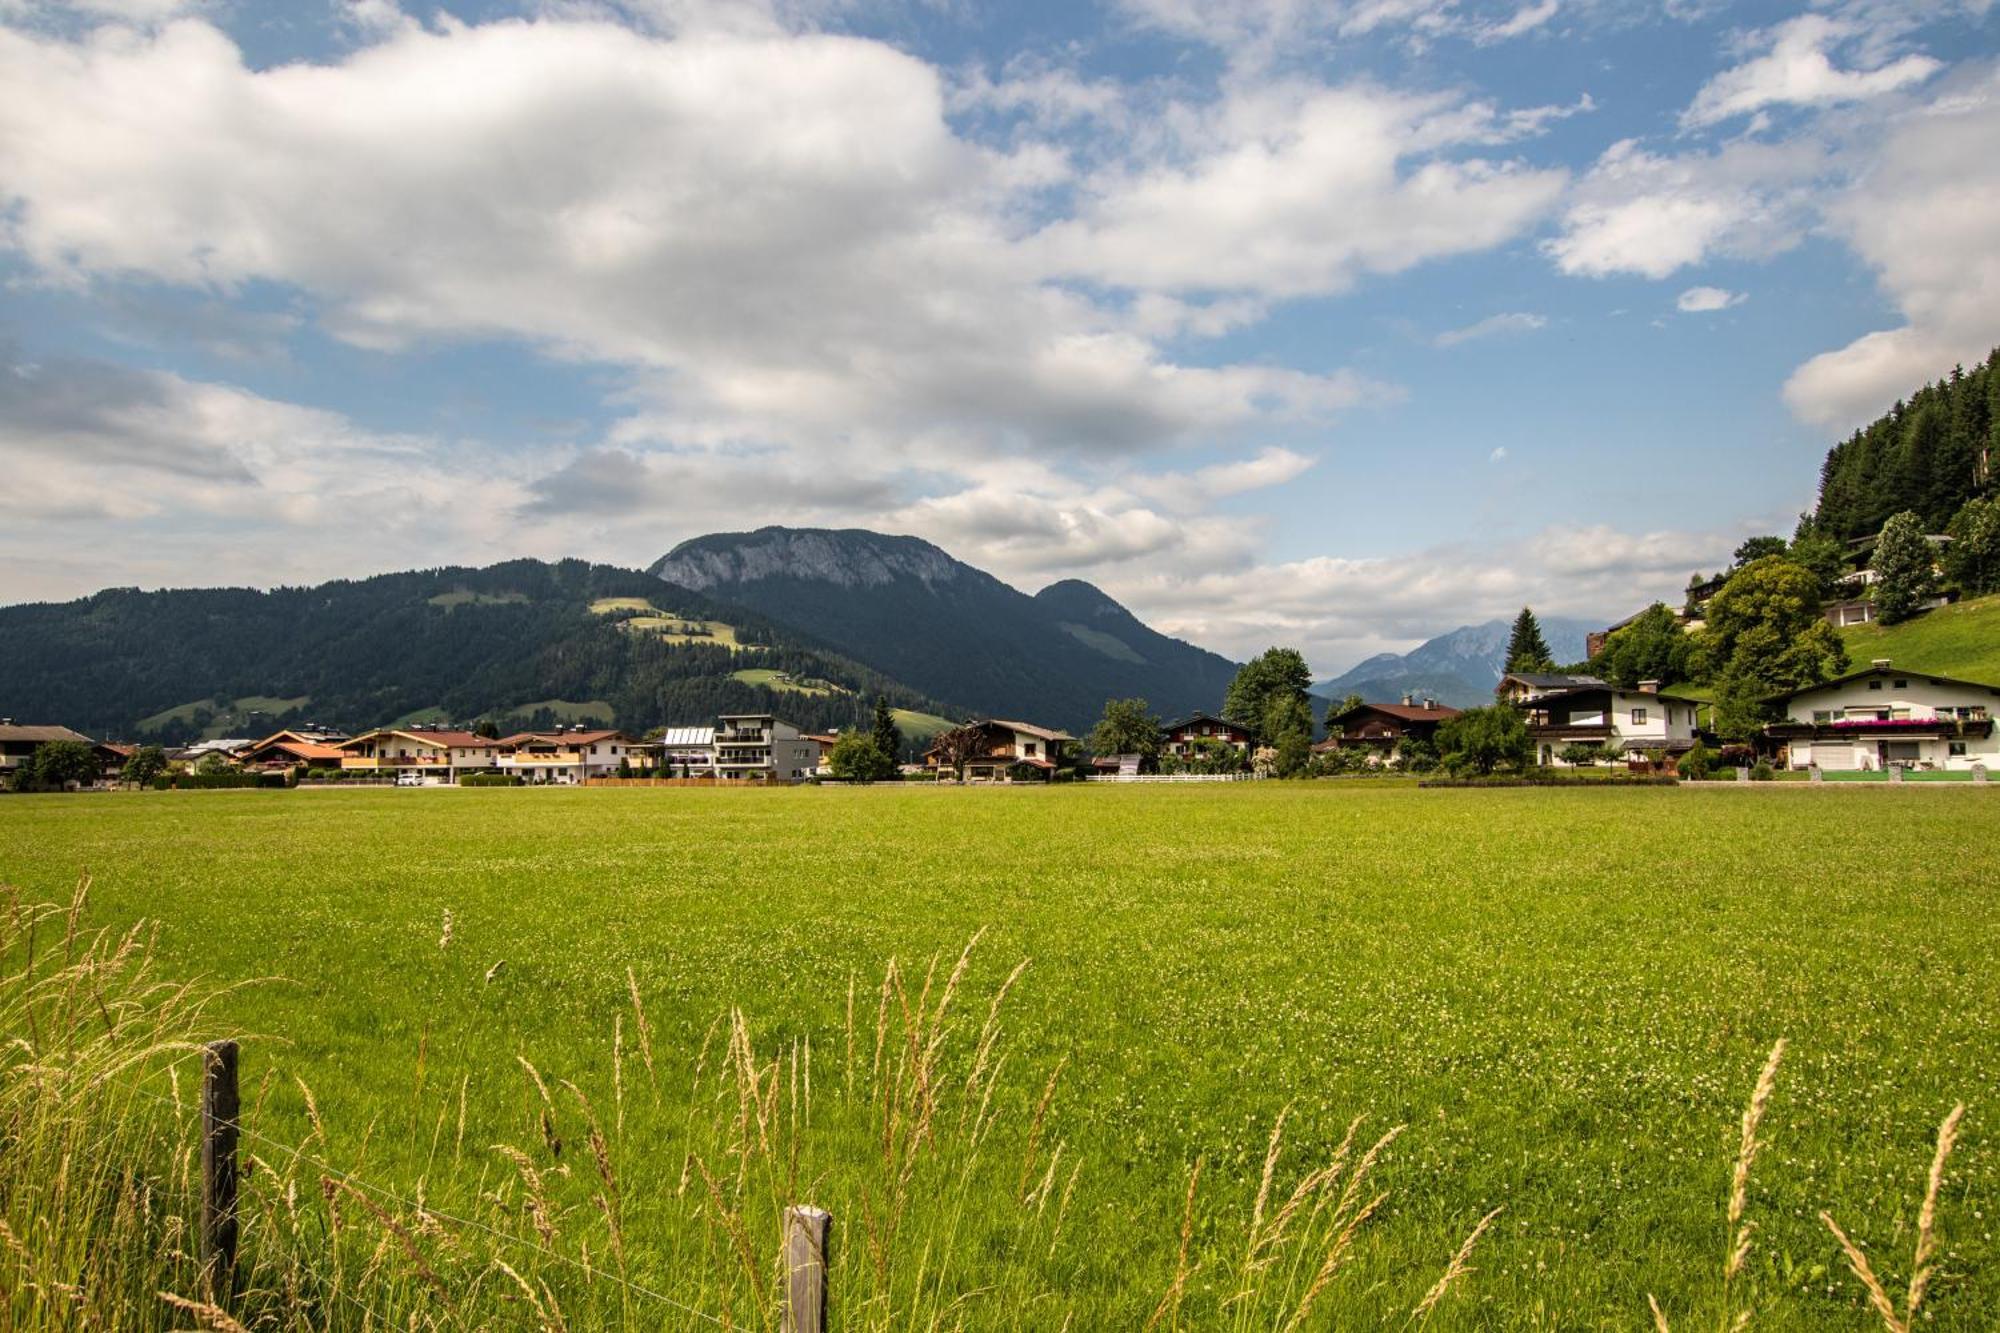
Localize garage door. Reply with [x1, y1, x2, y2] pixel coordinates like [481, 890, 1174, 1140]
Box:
[1816, 745, 1857, 770]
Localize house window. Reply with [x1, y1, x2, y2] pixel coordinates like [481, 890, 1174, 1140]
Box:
[1949, 742, 1967, 756]
[1023, 741, 1037, 757]
[1868, 680, 1883, 690]
[1630, 708, 1648, 726]
[1812, 710, 1833, 723]
[1894, 679, 1909, 689]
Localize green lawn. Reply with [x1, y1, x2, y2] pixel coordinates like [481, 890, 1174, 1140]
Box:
[134, 694, 313, 738]
[1841, 591, 2000, 683]
[1, 785, 1993, 1329]
[729, 667, 848, 696]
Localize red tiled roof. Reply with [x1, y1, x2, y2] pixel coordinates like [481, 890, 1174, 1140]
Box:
[1347, 703, 1459, 723]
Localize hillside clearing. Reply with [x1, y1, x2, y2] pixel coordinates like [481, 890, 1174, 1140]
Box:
[1839, 591, 2000, 682]
[1, 785, 1992, 1329]
[729, 667, 848, 696]
[134, 694, 313, 737]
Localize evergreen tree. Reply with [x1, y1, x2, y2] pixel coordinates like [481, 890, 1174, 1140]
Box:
[1732, 535, 1788, 566]
[1503, 608, 1554, 673]
[1873, 510, 1936, 625]
[1787, 524, 1847, 600]
[870, 696, 903, 765]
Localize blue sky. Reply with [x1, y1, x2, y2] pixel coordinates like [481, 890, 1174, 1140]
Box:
[1, 0, 1995, 674]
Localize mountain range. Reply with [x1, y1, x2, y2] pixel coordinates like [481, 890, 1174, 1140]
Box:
[1311, 616, 1595, 710]
[648, 528, 1240, 728]
[1, 524, 1608, 742]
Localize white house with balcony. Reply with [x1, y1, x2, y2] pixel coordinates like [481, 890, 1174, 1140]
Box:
[1508, 680, 1702, 766]
[336, 728, 501, 782]
[713, 714, 819, 782]
[495, 728, 642, 783]
[1767, 659, 2000, 772]
[657, 725, 717, 777]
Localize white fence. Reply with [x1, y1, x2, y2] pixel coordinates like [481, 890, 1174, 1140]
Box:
[1082, 772, 1260, 783]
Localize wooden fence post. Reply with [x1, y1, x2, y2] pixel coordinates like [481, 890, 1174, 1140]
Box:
[1975, 764, 1989, 785]
[782, 1205, 831, 1333]
[201, 1039, 240, 1298]
[1809, 764, 1823, 783]
[1889, 764, 1905, 784]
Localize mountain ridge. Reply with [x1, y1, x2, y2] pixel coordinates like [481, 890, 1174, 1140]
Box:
[1312, 615, 1596, 709]
[649, 527, 1240, 729]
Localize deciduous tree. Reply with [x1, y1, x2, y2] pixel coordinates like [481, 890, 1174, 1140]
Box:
[1087, 697, 1161, 762]
[1436, 705, 1531, 775]
[1873, 510, 1936, 624]
[1222, 648, 1313, 734]
[1944, 495, 2000, 595]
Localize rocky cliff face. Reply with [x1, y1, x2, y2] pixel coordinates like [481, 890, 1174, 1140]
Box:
[650, 528, 964, 592]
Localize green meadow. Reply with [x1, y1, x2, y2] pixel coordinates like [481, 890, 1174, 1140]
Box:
[1, 784, 1994, 1330]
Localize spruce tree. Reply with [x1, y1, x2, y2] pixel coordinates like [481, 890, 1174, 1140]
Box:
[870, 696, 903, 767]
[1503, 608, 1554, 673]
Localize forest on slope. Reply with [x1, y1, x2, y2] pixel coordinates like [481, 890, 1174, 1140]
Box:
[1812, 348, 1999, 539]
[0, 560, 959, 742]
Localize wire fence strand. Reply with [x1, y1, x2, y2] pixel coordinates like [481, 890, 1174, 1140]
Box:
[129, 1079, 728, 1327]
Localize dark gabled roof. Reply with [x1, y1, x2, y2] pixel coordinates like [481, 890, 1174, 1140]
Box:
[1160, 712, 1253, 732]
[1765, 661, 2000, 703]
[1501, 672, 1606, 689]
[1330, 701, 1459, 725]
[0, 724, 94, 745]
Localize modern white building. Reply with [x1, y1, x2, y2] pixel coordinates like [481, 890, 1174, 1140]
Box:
[657, 725, 717, 777]
[1512, 680, 1702, 766]
[713, 714, 819, 782]
[1768, 659, 2000, 772]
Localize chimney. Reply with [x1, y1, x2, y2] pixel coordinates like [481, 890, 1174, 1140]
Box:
[1422, 697, 1438, 710]
[1638, 679, 1661, 695]
[1871, 658, 1892, 670]
[1400, 692, 1415, 707]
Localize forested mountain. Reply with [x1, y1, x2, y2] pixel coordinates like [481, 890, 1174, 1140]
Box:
[649, 528, 1240, 729]
[1310, 616, 1595, 708]
[1812, 348, 1999, 539]
[0, 559, 958, 741]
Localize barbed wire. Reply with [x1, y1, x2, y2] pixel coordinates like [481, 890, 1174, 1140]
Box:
[131, 1072, 728, 1320]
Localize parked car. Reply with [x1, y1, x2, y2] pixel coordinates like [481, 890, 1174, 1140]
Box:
[395, 771, 424, 787]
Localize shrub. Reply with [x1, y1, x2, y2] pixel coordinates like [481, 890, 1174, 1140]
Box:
[1750, 759, 1776, 782]
[1678, 742, 1713, 781]
[459, 772, 522, 787]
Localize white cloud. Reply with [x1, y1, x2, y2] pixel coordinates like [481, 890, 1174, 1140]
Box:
[1783, 61, 2000, 429]
[1489, 446, 1508, 462]
[1547, 136, 1829, 279]
[1435, 311, 1547, 347]
[1676, 285, 1744, 312]
[1683, 14, 1941, 128]
[1037, 81, 1569, 298]
[1472, 0, 1558, 45]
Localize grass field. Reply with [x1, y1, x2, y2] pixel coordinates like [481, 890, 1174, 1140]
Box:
[135, 694, 314, 738]
[1841, 592, 2000, 683]
[589, 595, 744, 649]
[730, 667, 849, 697]
[1, 785, 1993, 1329]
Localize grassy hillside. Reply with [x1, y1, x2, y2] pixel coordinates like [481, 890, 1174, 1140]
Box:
[3, 786, 1992, 1329]
[1840, 592, 2000, 682]
[134, 694, 314, 739]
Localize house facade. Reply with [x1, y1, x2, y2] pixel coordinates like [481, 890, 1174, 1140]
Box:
[1766, 659, 2000, 772]
[496, 729, 644, 783]
[1511, 681, 1702, 766]
[1158, 713, 1255, 757]
[1494, 672, 1607, 705]
[657, 725, 718, 776]
[1316, 698, 1458, 764]
[236, 728, 350, 772]
[713, 714, 819, 782]
[337, 728, 501, 782]
[926, 720, 1073, 781]
[0, 722, 96, 775]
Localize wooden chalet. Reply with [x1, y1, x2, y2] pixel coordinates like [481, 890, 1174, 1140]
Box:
[925, 720, 1073, 782]
[1158, 712, 1255, 758]
[1315, 697, 1458, 763]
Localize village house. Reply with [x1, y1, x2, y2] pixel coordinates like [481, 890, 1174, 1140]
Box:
[1507, 679, 1702, 766]
[925, 720, 1073, 782]
[496, 728, 646, 784]
[1766, 659, 2000, 772]
[1315, 696, 1458, 765]
[1494, 671, 1607, 705]
[1158, 712, 1256, 758]
[656, 725, 718, 777]
[713, 714, 819, 782]
[235, 727, 351, 773]
[0, 721, 96, 776]
[336, 727, 502, 783]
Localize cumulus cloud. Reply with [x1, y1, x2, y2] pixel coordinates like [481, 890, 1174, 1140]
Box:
[1434, 311, 1547, 347]
[1547, 136, 1829, 279]
[1783, 61, 2000, 429]
[1102, 521, 1742, 672]
[1037, 81, 1569, 298]
[1682, 14, 1941, 128]
[1676, 285, 1744, 312]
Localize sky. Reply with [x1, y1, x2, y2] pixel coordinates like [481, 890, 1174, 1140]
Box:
[1, 0, 1996, 676]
